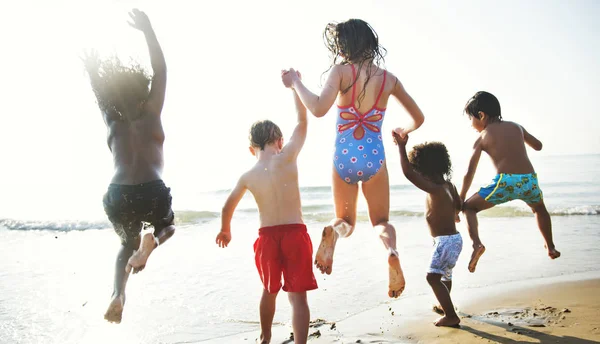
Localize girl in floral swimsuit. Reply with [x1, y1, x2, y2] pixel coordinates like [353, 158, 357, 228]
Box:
[283, 19, 425, 298]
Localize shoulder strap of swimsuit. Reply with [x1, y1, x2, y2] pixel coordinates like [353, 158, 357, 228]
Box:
[374, 70, 387, 107]
[350, 64, 357, 106]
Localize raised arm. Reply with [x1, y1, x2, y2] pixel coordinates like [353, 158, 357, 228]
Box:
[391, 75, 425, 137]
[284, 93, 309, 161]
[128, 9, 167, 116]
[216, 176, 248, 248]
[288, 66, 342, 118]
[522, 126, 543, 151]
[460, 137, 483, 201]
[393, 132, 440, 194]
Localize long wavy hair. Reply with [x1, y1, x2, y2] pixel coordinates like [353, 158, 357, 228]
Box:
[83, 52, 151, 119]
[323, 19, 387, 108]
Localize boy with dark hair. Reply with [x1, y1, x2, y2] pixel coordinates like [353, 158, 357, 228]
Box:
[216, 71, 317, 344]
[460, 91, 560, 273]
[393, 132, 463, 328]
[84, 9, 175, 324]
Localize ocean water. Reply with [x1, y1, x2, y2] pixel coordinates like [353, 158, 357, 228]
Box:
[1, 154, 599, 343]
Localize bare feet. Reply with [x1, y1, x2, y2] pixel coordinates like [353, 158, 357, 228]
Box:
[126, 232, 156, 274]
[468, 244, 486, 273]
[547, 246, 561, 259]
[314, 226, 337, 274]
[388, 254, 405, 298]
[434, 315, 461, 328]
[104, 294, 125, 324]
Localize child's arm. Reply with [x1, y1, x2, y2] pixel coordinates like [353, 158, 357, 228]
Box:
[522, 126, 543, 151]
[281, 79, 309, 160]
[451, 183, 462, 222]
[390, 75, 425, 137]
[128, 9, 167, 116]
[393, 132, 440, 193]
[287, 66, 342, 118]
[460, 137, 483, 201]
[216, 176, 248, 248]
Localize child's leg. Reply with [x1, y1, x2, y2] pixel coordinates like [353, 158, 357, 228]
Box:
[258, 289, 278, 344]
[288, 292, 309, 344]
[104, 239, 139, 323]
[315, 168, 359, 275]
[463, 194, 494, 272]
[362, 164, 405, 298]
[433, 280, 453, 314]
[426, 273, 460, 327]
[528, 200, 561, 259]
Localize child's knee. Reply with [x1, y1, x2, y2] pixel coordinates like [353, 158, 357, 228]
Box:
[426, 273, 442, 285]
[287, 292, 308, 305]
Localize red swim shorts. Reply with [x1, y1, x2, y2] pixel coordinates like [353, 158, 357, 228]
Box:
[253, 223, 318, 294]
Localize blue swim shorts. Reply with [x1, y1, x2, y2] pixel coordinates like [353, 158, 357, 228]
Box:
[478, 173, 543, 205]
[427, 233, 463, 281]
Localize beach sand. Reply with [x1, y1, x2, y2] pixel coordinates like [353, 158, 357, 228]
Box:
[216, 273, 600, 343]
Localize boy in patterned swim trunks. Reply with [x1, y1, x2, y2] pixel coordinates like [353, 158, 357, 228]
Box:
[216, 71, 317, 344]
[460, 91, 561, 273]
[394, 132, 463, 328]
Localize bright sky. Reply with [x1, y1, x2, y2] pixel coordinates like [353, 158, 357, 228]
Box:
[1, 0, 599, 219]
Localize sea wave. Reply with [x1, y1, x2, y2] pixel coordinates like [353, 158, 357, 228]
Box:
[1, 205, 598, 232]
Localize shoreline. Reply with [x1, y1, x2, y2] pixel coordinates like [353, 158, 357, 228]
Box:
[209, 270, 600, 343]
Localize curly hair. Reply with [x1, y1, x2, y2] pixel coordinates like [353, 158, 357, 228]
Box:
[83, 53, 151, 118]
[322, 19, 387, 108]
[249, 120, 283, 150]
[408, 142, 453, 181]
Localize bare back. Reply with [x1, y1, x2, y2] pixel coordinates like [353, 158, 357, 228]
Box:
[104, 112, 165, 185]
[243, 154, 303, 227]
[425, 182, 461, 237]
[480, 121, 535, 174]
[337, 64, 392, 112]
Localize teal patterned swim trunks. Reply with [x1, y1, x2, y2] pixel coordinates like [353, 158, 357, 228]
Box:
[478, 173, 543, 205]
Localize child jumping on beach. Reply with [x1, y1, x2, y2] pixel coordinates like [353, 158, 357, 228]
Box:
[216, 71, 317, 344]
[284, 19, 424, 298]
[394, 132, 463, 328]
[460, 91, 561, 273]
[83, 9, 175, 323]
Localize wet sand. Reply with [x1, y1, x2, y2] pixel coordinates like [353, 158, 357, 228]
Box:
[215, 272, 600, 343]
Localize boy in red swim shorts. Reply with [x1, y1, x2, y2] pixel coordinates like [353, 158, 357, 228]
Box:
[216, 71, 317, 344]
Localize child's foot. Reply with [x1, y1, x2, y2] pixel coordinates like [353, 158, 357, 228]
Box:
[126, 232, 156, 274]
[104, 294, 125, 324]
[432, 304, 445, 315]
[434, 315, 461, 328]
[388, 254, 405, 298]
[314, 226, 337, 275]
[468, 244, 486, 273]
[547, 246, 561, 259]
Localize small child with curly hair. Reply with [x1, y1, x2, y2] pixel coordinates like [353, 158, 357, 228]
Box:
[393, 132, 463, 328]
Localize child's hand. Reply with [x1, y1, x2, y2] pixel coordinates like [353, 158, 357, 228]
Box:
[216, 231, 231, 248]
[392, 130, 408, 146]
[393, 127, 409, 139]
[281, 68, 301, 88]
[128, 8, 153, 33]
